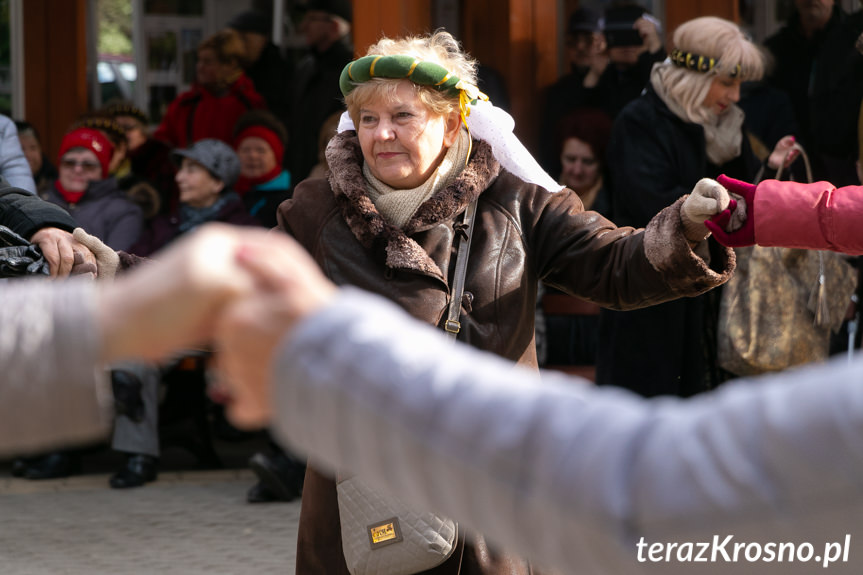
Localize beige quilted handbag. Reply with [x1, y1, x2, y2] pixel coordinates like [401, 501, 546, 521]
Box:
[337, 474, 457, 575]
[335, 201, 476, 575]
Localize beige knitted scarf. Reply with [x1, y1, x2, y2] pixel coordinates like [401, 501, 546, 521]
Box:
[364, 128, 471, 229]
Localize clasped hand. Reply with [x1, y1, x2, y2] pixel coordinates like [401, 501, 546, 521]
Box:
[97, 224, 337, 428]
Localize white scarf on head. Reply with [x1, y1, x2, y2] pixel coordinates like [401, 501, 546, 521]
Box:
[650, 63, 744, 166]
[364, 128, 471, 229]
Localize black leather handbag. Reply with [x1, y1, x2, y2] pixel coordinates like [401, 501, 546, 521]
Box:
[0, 225, 50, 277]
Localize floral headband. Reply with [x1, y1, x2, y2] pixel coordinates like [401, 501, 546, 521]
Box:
[337, 54, 563, 193]
[670, 48, 740, 77]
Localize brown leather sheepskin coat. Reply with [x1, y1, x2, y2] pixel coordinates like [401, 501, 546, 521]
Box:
[277, 131, 735, 575]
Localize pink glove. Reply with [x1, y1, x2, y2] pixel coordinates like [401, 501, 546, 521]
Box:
[704, 174, 756, 247]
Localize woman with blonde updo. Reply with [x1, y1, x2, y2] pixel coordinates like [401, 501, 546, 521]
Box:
[597, 16, 797, 398]
[279, 29, 740, 574]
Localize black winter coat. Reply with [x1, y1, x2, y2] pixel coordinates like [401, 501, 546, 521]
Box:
[597, 86, 761, 398]
[765, 5, 863, 185]
[288, 37, 353, 182]
[0, 179, 76, 239]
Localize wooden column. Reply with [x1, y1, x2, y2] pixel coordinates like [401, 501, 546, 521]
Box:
[462, 0, 558, 154]
[664, 0, 739, 42]
[23, 0, 89, 162]
[352, 0, 432, 57]
[352, 0, 559, 155]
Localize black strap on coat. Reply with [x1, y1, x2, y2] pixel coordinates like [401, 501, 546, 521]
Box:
[444, 199, 478, 339]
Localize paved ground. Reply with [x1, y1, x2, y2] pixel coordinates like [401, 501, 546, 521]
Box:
[0, 469, 300, 574]
[0, 431, 302, 575]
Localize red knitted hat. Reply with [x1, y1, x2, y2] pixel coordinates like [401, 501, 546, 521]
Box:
[234, 125, 284, 162]
[58, 128, 115, 178]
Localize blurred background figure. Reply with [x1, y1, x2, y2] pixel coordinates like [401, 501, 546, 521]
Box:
[15, 120, 56, 196]
[540, 6, 602, 175]
[764, 0, 863, 185]
[288, 0, 353, 183]
[130, 139, 258, 257]
[233, 109, 292, 228]
[539, 108, 614, 374]
[540, 3, 665, 178]
[103, 101, 179, 218]
[153, 29, 266, 149]
[42, 126, 143, 252]
[227, 9, 291, 133]
[0, 114, 36, 193]
[556, 108, 613, 215]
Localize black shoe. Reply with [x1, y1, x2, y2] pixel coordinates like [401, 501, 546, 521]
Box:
[109, 454, 158, 489]
[10, 457, 31, 477]
[246, 481, 279, 503]
[248, 452, 305, 502]
[23, 452, 80, 480]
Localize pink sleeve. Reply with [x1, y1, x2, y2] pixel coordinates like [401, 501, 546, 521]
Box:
[755, 179, 863, 255]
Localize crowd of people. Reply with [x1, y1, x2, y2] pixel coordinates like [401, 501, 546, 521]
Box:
[3, 0, 863, 573]
[2, 0, 353, 494]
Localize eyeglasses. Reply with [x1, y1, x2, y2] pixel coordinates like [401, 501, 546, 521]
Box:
[60, 159, 101, 171]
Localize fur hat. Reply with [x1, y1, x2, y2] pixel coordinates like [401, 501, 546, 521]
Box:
[172, 139, 241, 187]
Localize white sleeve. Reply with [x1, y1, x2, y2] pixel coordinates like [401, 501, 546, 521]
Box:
[272, 288, 863, 574]
[0, 279, 111, 455]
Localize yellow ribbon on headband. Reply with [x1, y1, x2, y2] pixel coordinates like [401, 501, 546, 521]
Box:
[455, 80, 489, 165]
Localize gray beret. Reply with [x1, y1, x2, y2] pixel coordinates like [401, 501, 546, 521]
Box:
[171, 139, 241, 188]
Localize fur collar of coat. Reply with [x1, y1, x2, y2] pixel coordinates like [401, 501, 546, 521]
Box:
[324, 131, 500, 278]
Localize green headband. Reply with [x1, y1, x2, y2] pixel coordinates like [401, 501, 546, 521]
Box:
[339, 55, 462, 97]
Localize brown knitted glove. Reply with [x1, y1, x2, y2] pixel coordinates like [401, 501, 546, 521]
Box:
[72, 228, 120, 280]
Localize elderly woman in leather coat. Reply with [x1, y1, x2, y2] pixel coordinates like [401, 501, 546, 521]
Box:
[277, 30, 736, 575]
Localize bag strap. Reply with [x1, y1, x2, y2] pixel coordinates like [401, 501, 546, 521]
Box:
[775, 141, 813, 183]
[444, 200, 478, 339]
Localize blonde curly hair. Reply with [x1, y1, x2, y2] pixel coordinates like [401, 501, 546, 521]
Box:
[344, 30, 478, 126]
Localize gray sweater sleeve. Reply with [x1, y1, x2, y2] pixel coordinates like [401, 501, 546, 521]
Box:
[272, 288, 863, 574]
[0, 116, 37, 194]
[0, 279, 111, 456]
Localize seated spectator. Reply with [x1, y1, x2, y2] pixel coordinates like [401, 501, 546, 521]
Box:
[41, 126, 143, 252]
[103, 101, 179, 218]
[233, 109, 292, 228]
[69, 114, 132, 179]
[18, 125, 146, 483]
[15, 121, 56, 196]
[152, 29, 266, 149]
[130, 139, 259, 257]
